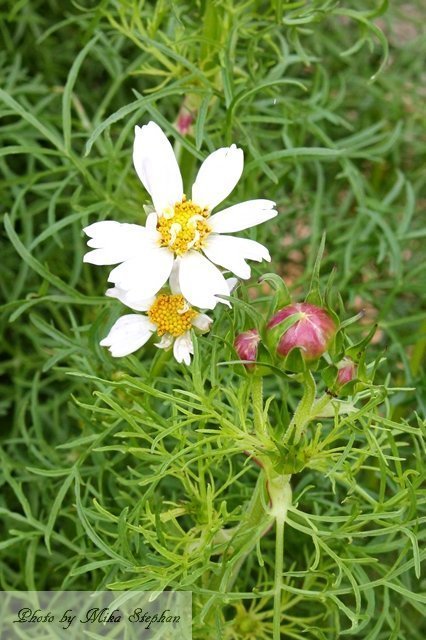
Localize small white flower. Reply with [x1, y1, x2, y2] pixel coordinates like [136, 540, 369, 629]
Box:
[101, 292, 212, 364]
[101, 271, 237, 365]
[84, 122, 277, 310]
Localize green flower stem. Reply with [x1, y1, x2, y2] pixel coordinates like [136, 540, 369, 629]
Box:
[252, 374, 267, 437]
[286, 369, 316, 444]
[149, 346, 172, 378]
[285, 370, 333, 444]
[267, 473, 292, 640]
[273, 515, 285, 640]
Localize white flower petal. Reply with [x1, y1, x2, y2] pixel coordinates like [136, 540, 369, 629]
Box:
[203, 234, 270, 280]
[83, 221, 151, 265]
[84, 220, 123, 240]
[169, 258, 182, 294]
[108, 247, 174, 298]
[192, 144, 244, 211]
[100, 314, 155, 357]
[208, 199, 277, 233]
[227, 277, 239, 294]
[173, 331, 194, 365]
[178, 251, 231, 310]
[155, 334, 174, 350]
[133, 122, 183, 213]
[191, 313, 212, 333]
[106, 287, 155, 312]
[146, 211, 158, 234]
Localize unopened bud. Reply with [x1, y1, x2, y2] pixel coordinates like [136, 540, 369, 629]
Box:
[177, 110, 193, 135]
[267, 302, 336, 360]
[234, 329, 261, 369]
[337, 358, 356, 385]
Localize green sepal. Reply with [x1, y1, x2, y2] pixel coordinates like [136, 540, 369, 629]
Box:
[346, 324, 378, 361]
[305, 289, 323, 307]
[305, 232, 326, 306]
[279, 346, 309, 373]
[259, 272, 292, 316]
[322, 364, 338, 388]
[263, 312, 302, 356]
[336, 379, 358, 396]
[323, 266, 338, 309]
[328, 328, 344, 359]
[339, 311, 365, 330]
[356, 350, 369, 381]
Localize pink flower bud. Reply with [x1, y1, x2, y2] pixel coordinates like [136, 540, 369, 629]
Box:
[337, 358, 356, 385]
[267, 302, 336, 360]
[234, 329, 261, 368]
[177, 110, 193, 135]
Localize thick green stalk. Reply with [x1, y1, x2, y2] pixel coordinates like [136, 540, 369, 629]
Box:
[268, 474, 292, 640]
[273, 515, 285, 640]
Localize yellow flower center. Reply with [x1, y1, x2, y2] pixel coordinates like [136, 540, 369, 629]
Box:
[147, 294, 197, 337]
[157, 196, 211, 256]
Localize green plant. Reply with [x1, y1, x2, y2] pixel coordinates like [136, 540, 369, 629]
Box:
[1, 1, 425, 638]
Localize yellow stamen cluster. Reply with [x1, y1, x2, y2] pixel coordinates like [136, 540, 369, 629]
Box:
[148, 294, 197, 337]
[157, 196, 211, 256]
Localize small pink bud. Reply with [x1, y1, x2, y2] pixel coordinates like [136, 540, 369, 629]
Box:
[337, 358, 356, 385]
[177, 110, 193, 135]
[234, 329, 261, 368]
[267, 302, 336, 360]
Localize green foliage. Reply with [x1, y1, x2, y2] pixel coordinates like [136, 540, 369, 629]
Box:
[0, 1, 425, 638]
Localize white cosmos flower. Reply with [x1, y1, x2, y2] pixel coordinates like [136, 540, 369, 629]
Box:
[84, 121, 277, 310]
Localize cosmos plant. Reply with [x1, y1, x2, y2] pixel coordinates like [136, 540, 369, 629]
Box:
[81, 122, 419, 640]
